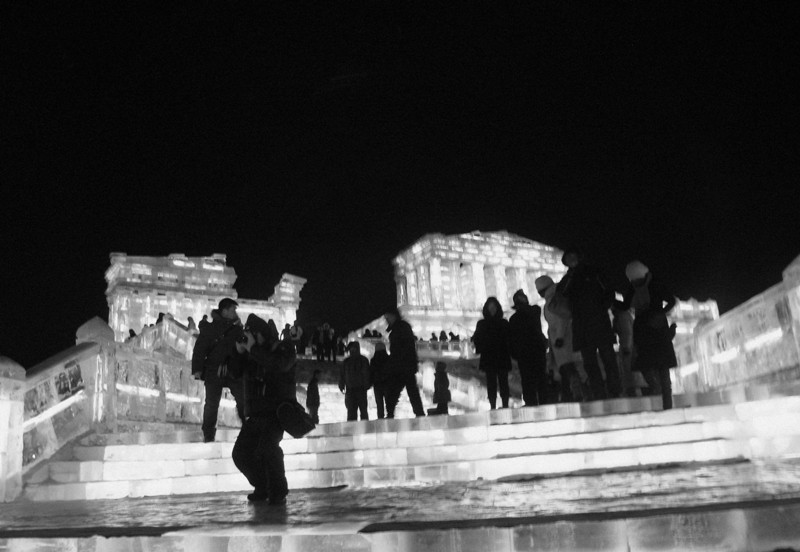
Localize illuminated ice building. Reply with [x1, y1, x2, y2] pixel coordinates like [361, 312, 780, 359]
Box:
[358, 230, 717, 348]
[105, 252, 306, 342]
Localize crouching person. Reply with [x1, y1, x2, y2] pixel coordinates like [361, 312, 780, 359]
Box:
[233, 314, 297, 505]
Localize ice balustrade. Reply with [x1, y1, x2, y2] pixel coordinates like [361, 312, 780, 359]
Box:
[671, 255, 800, 394]
[9, 319, 239, 491]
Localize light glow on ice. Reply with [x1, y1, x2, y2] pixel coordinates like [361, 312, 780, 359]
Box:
[744, 328, 784, 352]
[711, 348, 740, 364]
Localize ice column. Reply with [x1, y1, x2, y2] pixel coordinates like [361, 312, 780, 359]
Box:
[429, 258, 443, 308]
[472, 262, 487, 308]
[0, 356, 25, 502]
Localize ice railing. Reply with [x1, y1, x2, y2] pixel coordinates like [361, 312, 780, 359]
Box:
[672, 272, 800, 394]
[21, 342, 108, 472]
[126, 317, 197, 360]
[19, 318, 239, 475]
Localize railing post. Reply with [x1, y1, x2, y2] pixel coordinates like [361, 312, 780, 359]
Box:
[0, 356, 25, 502]
[783, 255, 800, 366]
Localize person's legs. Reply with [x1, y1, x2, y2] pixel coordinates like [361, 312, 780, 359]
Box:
[558, 363, 576, 402]
[598, 343, 622, 398]
[232, 418, 268, 496]
[358, 389, 369, 420]
[531, 352, 549, 405]
[498, 370, 510, 408]
[345, 391, 357, 421]
[580, 346, 608, 400]
[384, 377, 402, 419]
[309, 405, 319, 424]
[202, 370, 223, 442]
[659, 368, 673, 410]
[517, 359, 536, 406]
[259, 416, 287, 503]
[404, 373, 426, 417]
[485, 369, 498, 409]
[225, 378, 245, 422]
[374, 385, 385, 419]
[641, 366, 662, 400]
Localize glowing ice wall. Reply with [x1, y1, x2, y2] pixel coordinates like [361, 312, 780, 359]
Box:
[672, 254, 800, 393]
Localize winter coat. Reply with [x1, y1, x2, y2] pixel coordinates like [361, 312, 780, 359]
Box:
[622, 274, 677, 371]
[190, 309, 244, 379]
[339, 353, 371, 391]
[542, 286, 582, 369]
[433, 370, 451, 404]
[241, 339, 297, 418]
[387, 318, 419, 376]
[306, 377, 320, 409]
[556, 263, 616, 350]
[472, 317, 512, 373]
[508, 304, 548, 361]
[370, 350, 390, 388]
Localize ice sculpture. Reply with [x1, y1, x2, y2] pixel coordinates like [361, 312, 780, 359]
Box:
[105, 253, 305, 341]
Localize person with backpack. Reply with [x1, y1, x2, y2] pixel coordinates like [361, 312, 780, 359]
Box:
[191, 298, 245, 442]
[232, 314, 297, 505]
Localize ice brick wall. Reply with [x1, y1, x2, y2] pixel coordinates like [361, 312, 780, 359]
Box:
[672, 255, 800, 394]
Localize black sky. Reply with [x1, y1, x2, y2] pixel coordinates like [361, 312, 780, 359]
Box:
[3, 2, 799, 368]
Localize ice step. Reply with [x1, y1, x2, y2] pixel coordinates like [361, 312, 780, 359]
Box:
[23, 436, 759, 501]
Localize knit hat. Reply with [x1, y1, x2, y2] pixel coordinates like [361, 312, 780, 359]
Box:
[625, 260, 650, 282]
[534, 275, 554, 292]
[512, 289, 528, 309]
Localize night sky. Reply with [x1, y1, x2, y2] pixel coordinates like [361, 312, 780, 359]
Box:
[3, 3, 799, 368]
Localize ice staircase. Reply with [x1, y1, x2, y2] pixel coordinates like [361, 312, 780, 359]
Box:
[23, 390, 800, 502]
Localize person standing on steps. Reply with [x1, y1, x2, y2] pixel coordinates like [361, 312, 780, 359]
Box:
[383, 307, 426, 418]
[191, 298, 245, 442]
[472, 297, 512, 410]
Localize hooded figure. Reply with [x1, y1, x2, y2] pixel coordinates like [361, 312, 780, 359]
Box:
[471, 297, 512, 409]
[508, 289, 549, 406]
[620, 261, 677, 409]
[231, 313, 297, 505]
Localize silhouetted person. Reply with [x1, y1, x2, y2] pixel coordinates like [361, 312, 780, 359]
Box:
[322, 323, 335, 362]
[187, 317, 197, 332]
[449, 332, 460, 342]
[310, 325, 321, 361]
[306, 369, 321, 424]
[199, 314, 210, 332]
[620, 261, 678, 409]
[431, 361, 451, 415]
[537, 276, 584, 402]
[156, 312, 165, 325]
[556, 248, 622, 400]
[232, 314, 296, 505]
[430, 332, 438, 343]
[280, 323, 292, 342]
[612, 301, 638, 397]
[439, 330, 448, 342]
[370, 342, 390, 419]
[339, 342, 370, 421]
[509, 289, 549, 406]
[127, 329, 137, 341]
[472, 297, 512, 409]
[384, 307, 426, 418]
[191, 298, 245, 442]
[290, 321, 304, 355]
[364, 329, 373, 338]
